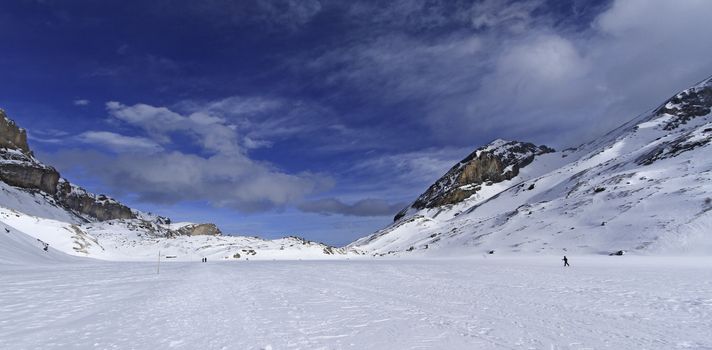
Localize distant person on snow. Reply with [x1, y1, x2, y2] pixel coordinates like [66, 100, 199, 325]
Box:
[562, 256, 569, 267]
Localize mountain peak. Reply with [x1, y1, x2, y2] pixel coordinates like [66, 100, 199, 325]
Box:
[0, 109, 32, 156]
[653, 75, 712, 131]
[401, 140, 554, 217]
[485, 138, 510, 147]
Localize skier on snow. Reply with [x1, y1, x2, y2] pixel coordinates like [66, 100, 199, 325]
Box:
[562, 256, 569, 267]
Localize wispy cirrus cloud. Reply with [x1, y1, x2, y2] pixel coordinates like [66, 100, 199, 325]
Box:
[78, 131, 164, 154]
[299, 0, 712, 148]
[188, 96, 335, 148]
[156, 0, 323, 32]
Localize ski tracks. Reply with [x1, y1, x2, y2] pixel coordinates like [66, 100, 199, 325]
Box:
[1, 258, 711, 349]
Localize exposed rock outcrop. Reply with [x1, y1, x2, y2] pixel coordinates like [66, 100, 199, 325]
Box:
[636, 77, 712, 165]
[56, 180, 135, 221]
[0, 112, 61, 195]
[655, 77, 712, 130]
[410, 140, 554, 211]
[175, 223, 222, 236]
[0, 109, 31, 154]
[0, 160, 60, 194]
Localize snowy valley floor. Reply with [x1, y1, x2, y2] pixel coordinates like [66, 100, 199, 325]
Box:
[1, 257, 711, 350]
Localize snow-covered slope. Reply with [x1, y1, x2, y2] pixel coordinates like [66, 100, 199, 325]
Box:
[0, 220, 79, 265]
[0, 179, 347, 262]
[0, 204, 345, 261]
[0, 109, 347, 262]
[351, 76, 712, 256]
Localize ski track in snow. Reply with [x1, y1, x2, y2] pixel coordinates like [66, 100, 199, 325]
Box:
[1, 257, 711, 350]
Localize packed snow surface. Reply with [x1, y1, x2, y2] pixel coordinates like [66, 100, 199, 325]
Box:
[1, 257, 710, 349]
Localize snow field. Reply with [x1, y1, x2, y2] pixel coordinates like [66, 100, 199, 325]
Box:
[1, 257, 711, 349]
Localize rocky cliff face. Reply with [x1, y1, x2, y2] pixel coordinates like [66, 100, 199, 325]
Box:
[0, 109, 31, 154]
[0, 113, 136, 222]
[0, 157, 60, 194]
[400, 140, 553, 218]
[0, 110, 61, 195]
[55, 180, 135, 221]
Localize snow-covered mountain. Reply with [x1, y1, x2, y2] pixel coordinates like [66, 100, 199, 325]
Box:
[0, 109, 346, 261]
[5, 75, 712, 261]
[351, 76, 712, 256]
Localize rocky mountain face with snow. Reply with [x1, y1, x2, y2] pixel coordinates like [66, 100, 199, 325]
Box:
[352, 76, 712, 256]
[0, 110, 225, 236]
[0, 114, 31, 153]
[1, 110, 136, 222]
[395, 140, 554, 221]
[0, 109, 346, 261]
[0, 115, 60, 195]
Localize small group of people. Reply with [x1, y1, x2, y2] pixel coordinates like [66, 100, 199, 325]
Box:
[201, 257, 208, 263]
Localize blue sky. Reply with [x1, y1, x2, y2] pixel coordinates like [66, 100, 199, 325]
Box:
[1, 0, 711, 246]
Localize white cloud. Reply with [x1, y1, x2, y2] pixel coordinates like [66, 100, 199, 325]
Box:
[179, 95, 345, 151]
[594, 0, 712, 39]
[78, 131, 164, 154]
[106, 101, 240, 154]
[243, 136, 273, 150]
[53, 149, 332, 212]
[178, 0, 322, 32]
[73, 99, 90, 106]
[185, 96, 284, 118]
[47, 100, 337, 212]
[496, 35, 586, 83]
[470, 0, 545, 32]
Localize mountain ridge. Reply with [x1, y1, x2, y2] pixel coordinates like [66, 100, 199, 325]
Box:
[3, 75, 712, 260]
[351, 75, 712, 256]
[0, 109, 346, 261]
